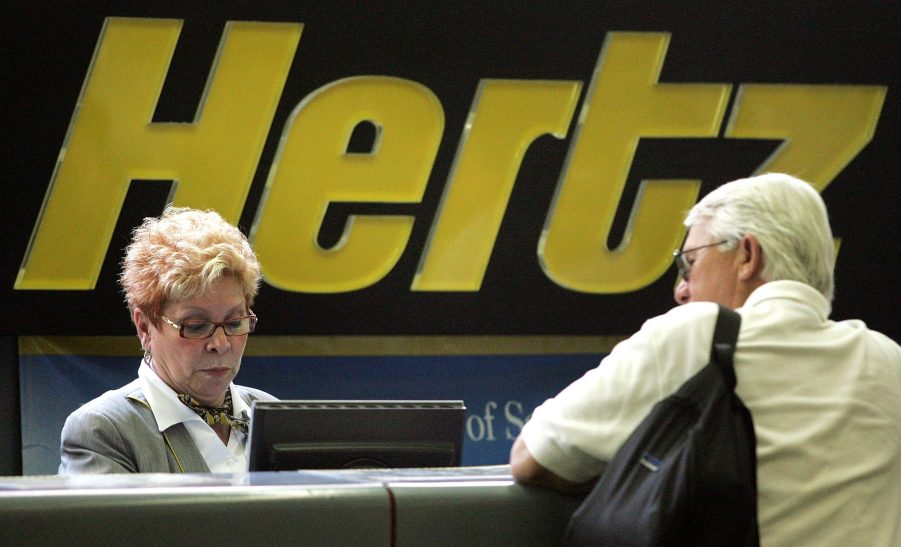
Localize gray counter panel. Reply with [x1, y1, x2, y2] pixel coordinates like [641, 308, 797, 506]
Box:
[0, 468, 582, 546]
[1, 484, 391, 546]
[390, 481, 581, 546]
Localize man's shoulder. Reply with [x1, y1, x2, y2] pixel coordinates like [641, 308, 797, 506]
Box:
[830, 317, 900, 349]
[604, 302, 724, 367]
[845, 320, 901, 362]
[620, 302, 733, 366]
[643, 301, 721, 334]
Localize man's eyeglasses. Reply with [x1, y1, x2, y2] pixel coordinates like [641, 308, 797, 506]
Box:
[160, 313, 257, 339]
[673, 241, 728, 280]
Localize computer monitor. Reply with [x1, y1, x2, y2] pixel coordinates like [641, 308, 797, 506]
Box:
[247, 400, 466, 471]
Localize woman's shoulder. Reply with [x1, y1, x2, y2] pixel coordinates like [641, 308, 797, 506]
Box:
[68, 378, 148, 422]
[234, 384, 278, 403]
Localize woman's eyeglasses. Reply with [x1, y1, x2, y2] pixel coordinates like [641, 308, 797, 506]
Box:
[160, 313, 257, 339]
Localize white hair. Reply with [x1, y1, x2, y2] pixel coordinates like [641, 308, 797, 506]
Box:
[684, 173, 835, 301]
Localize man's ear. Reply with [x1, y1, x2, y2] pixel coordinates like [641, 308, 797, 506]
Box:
[737, 234, 764, 281]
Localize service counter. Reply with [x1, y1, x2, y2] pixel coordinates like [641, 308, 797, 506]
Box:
[0, 466, 582, 546]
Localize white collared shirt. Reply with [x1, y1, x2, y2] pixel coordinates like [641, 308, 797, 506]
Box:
[521, 280, 901, 547]
[138, 363, 248, 473]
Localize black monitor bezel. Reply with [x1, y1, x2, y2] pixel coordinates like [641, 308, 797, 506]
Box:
[247, 400, 466, 471]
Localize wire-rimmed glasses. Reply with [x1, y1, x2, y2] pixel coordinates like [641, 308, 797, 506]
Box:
[160, 313, 257, 339]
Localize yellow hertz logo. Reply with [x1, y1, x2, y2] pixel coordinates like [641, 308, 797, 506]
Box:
[16, 18, 886, 293]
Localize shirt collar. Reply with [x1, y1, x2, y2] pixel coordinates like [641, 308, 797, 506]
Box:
[743, 280, 831, 320]
[138, 362, 244, 432]
[231, 384, 251, 422]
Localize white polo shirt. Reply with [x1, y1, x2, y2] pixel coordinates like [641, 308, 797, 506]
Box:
[521, 280, 901, 546]
[139, 363, 249, 473]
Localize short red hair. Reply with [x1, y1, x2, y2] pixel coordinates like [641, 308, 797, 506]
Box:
[119, 206, 261, 326]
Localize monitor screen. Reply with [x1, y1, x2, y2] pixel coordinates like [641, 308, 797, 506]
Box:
[247, 400, 466, 471]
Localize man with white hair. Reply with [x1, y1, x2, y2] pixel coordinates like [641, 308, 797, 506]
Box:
[511, 173, 900, 546]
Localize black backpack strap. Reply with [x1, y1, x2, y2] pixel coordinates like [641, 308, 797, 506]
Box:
[711, 304, 742, 389]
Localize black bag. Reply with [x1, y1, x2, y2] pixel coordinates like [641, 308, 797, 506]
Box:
[564, 305, 759, 546]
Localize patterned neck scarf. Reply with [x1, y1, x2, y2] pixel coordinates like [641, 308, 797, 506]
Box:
[177, 389, 248, 434]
